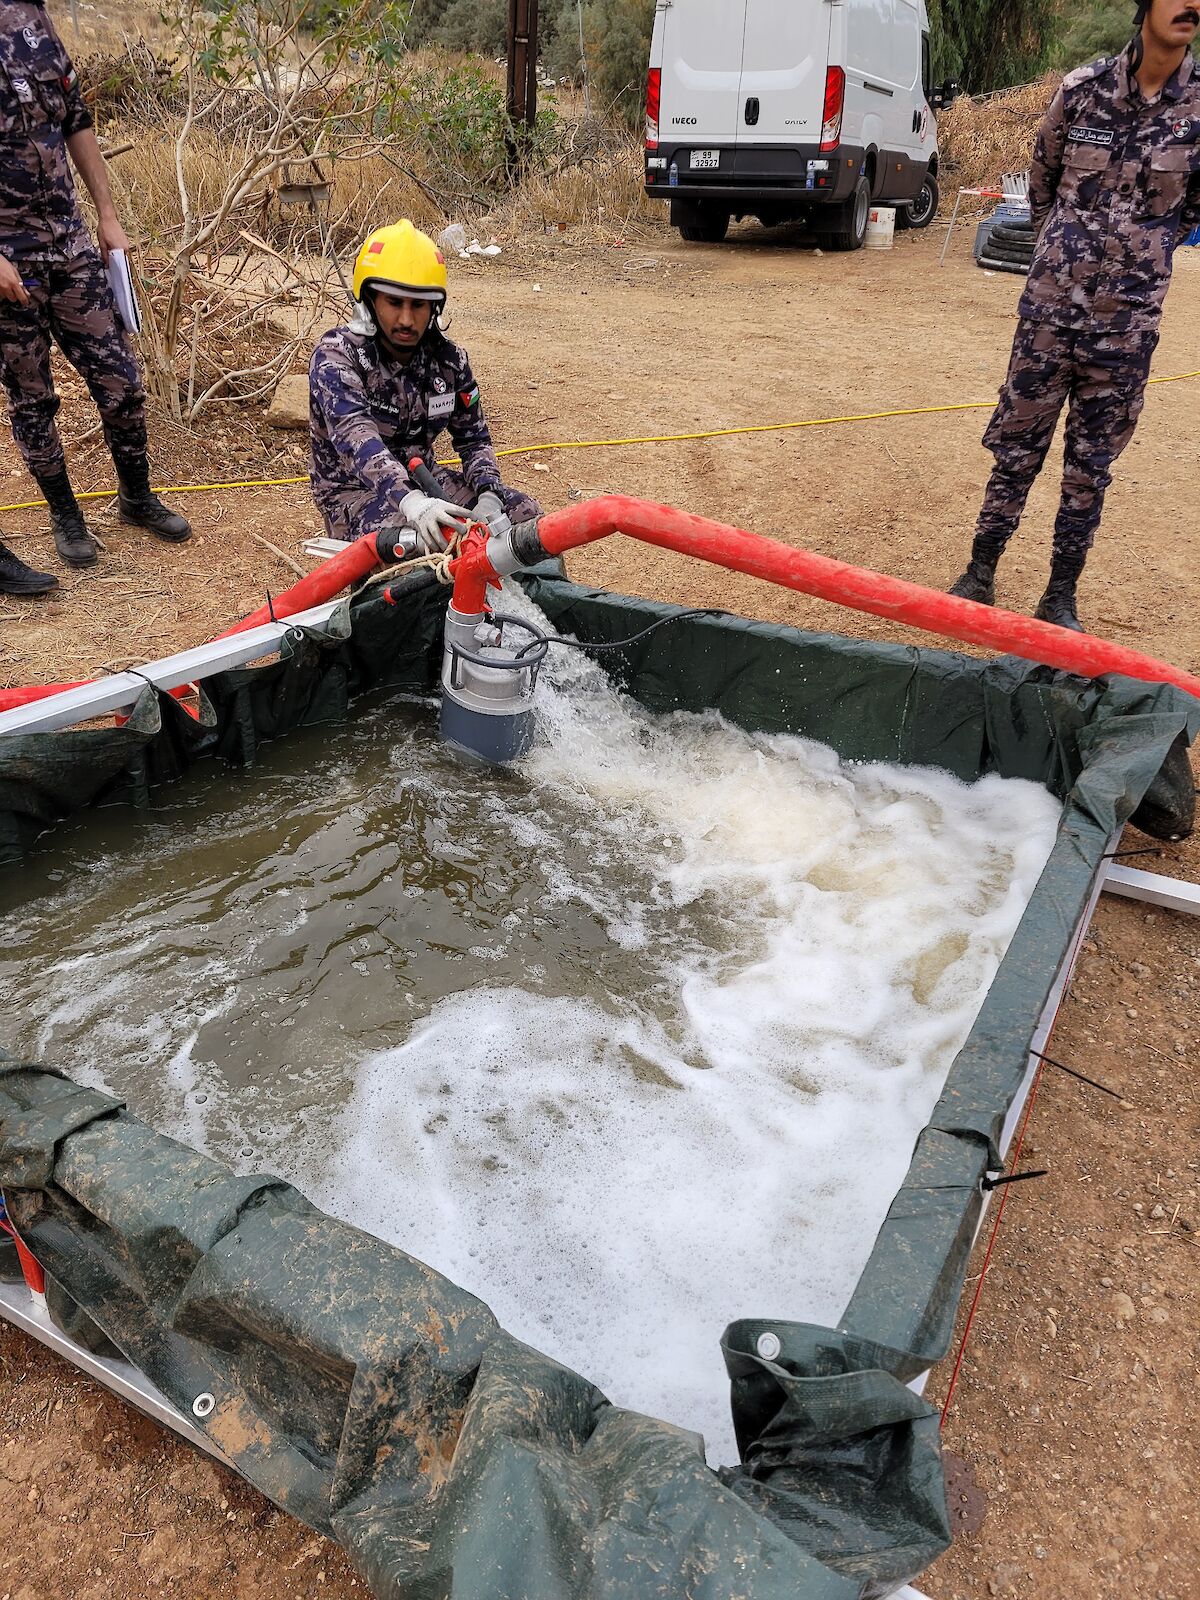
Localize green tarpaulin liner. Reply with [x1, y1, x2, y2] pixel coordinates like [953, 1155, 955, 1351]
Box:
[1, 571, 1197, 1600]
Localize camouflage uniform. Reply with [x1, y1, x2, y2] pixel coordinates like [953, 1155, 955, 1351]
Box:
[976, 49, 1200, 565]
[0, 0, 147, 480]
[309, 324, 541, 542]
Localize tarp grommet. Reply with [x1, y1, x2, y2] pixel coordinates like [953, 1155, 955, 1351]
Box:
[192, 1392, 215, 1419]
[756, 1331, 782, 1361]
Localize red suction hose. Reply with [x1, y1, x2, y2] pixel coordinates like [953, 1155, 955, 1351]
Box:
[0, 681, 90, 711]
[5, 504, 1199, 716]
[218, 531, 384, 638]
[450, 496, 1200, 700]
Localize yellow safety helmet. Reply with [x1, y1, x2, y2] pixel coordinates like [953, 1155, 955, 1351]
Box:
[353, 220, 448, 308]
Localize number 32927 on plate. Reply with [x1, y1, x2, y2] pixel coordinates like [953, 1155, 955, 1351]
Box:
[689, 149, 720, 170]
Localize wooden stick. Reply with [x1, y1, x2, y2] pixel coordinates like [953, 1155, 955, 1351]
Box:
[251, 531, 306, 577]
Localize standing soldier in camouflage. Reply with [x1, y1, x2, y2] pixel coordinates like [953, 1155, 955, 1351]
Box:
[949, 0, 1199, 631]
[0, 0, 190, 589]
[309, 220, 541, 549]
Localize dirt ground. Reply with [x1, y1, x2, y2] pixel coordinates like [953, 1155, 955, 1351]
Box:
[2, 221, 1198, 1600]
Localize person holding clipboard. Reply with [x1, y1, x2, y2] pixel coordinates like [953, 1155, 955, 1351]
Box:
[0, 0, 189, 584]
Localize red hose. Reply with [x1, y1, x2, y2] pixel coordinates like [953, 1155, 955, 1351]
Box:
[0, 681, 90, 711]
[6, 504, 1200, 715]
[515, 495, 1200, 700]
[0, 1216, 45, 1296]
[215, 531, 383, 639]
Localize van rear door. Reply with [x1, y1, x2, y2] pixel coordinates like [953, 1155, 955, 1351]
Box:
[737, 0, 833, 147]
[657, 0, 747, 142]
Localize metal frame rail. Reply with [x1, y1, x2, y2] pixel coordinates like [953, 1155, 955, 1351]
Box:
[0, 599, 343, 737]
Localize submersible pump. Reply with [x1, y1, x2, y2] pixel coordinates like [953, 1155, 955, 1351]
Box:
[439, 604, 549, 763]
[403, 460, 723, 766]
[404, 458, 551, 763]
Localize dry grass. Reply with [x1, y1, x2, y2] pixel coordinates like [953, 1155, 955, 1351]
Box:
[99, 124, 442, 250]
[48, 0, 177, 56]
[90, 75, 653, 251]
[938, 75, 1061, 192]
[54, 2, 655, 249]
[485, 136, 662, 244]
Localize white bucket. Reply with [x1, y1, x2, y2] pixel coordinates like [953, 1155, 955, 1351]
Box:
[865, 206, 896, 250]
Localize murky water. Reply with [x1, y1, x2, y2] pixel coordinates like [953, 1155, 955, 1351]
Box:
[0, 598, 1062, 1459]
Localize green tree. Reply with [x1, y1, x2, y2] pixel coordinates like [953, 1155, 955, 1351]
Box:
[594, 0, 655, 117]
[927, 0, 1058, 92]
[431, 0, 509, 55]
[1050, 1, 1136, 67]
[544, 1, 653, 123]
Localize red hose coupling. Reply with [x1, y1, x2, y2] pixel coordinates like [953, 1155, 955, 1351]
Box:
[449, 525, 502, 617]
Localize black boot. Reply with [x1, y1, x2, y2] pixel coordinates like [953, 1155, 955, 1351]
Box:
[1034, 559, 1086, 633]
[116, 458, 192, 543]
[948, 539, 1004, 605]
[0, 539, 58, 596]
[37, 470, 97, 568]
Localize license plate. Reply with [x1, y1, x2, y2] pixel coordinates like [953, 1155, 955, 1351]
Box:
[690, 149, 720, 170]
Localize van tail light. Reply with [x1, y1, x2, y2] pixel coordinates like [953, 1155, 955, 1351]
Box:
[820, 65, 845, 152]
[645, 68, 661, 149]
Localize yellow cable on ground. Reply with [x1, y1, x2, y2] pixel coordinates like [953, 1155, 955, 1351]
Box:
[1, 368, 1197, 515]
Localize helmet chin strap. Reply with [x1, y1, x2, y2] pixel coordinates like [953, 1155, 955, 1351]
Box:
[347, 298, 377, 336]
[1129, 0, 1151, 73]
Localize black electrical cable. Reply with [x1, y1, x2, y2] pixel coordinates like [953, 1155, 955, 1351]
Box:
[910, 1169, 1049, 1193]
[122, 667, 160, 695]
[982, 1169, 1049, 1192]
[515, 608, 722, 659]
[1030, 1049, 1125, 1102]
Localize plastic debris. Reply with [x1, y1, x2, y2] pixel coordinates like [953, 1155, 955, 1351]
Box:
[438, 225, 502, 261]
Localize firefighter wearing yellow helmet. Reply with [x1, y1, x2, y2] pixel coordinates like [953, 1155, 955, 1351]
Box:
[309, 220, 541, 547]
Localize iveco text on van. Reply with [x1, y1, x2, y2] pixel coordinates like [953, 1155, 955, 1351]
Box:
[644, 0, 955, 248]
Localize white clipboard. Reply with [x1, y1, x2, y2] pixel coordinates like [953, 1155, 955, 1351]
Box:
[106, 248, 142, 335]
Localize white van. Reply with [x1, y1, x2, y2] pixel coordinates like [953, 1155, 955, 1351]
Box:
[644, 0, 955, 248]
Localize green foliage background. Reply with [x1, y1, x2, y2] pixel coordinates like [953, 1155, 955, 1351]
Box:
[927, 0, 1055, 87]
[386, 2, 1147, 116]
[1050, 1, 1139, 66]
[404, 0, 656, 121]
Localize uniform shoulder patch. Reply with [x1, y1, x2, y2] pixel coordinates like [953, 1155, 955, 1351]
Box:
[459, 385, 480, 409]
[1063, 57, 1113, 92]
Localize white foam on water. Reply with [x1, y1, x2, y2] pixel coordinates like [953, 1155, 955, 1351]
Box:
[290, 600, 1061, 1464]
[0, 592, 1062, 1463]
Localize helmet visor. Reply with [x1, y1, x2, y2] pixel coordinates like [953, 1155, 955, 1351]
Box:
[361, 278, 446, 305]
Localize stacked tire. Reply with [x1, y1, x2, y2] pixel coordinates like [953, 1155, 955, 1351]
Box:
[979, 218, 1036, 276]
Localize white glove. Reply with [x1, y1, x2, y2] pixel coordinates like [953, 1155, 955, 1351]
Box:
[399, 490, 471, 552]
[473, 490, 508, 526]
[474, 491, 512, 537]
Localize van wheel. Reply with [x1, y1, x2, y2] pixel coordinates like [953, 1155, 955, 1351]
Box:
[673, 202, 730, 244]
[897, 174, 940, 230]
[819, 176, 870, 251]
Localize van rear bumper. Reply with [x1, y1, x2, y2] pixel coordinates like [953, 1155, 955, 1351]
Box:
[646, 142, 864, 207]
[645, 142, 926, 210]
